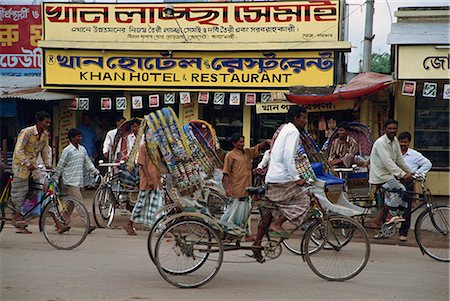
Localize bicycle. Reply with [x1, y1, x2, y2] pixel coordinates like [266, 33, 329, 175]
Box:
[0, 167, 90, 250]
[92, 160, 140, 228]
[150, 181, 371, 288]
[376, 174, 449, 262]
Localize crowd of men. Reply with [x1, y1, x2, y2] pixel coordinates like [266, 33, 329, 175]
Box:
[4, 107, 433, 245]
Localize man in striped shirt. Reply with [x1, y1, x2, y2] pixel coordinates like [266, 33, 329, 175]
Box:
[54, 128, 100, 234]
[327, 122, 359, 168]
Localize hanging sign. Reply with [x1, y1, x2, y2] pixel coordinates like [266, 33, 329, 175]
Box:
[132, 96, 143, 109]
[422, 82, 437, 98]
[116, 96, 126, 110]
[180, 92, 191, 104]
[229, 93, 240, 106]
[149, 94, 160, 107]
[68, 98, 78, 110]
[164, 93, 175, 104]
[214, 92, 225, 105]
[101, 97, 112, 110]
[197, 91, 209, 104]
[245, 93, 256, 106]
[78, 97, 89, 110]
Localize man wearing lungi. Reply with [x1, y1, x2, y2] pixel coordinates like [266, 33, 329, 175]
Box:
[369, 119, 412, 239]
[11, 111, 52, 234]
[252, 106, 311, 262]
[222, 133, 270, 241]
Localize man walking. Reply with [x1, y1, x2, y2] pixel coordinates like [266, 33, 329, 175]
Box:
[369, 119, 412, 239]
[11, 111, 52, 234]
[53, 128, 100, 234]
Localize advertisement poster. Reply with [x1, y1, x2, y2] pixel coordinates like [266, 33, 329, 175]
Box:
[101, 97, 111, 110]
[149, 94, 160, 108]
[443, 84, 450, 100]
[180, 92, 191, 104]
[214, 93, 225, 105]
[132, 96, 143, 109]
[229, 93, 240, 106]
[197, 92, 209, 104]
[164, 93, 175, 104]
[422, 82, 437, 98]
[68, 98, 78, 110]
[116, 96, 126, 110]
[78, 97, 89, 110]
[402, 81, 416, 97]
[245, 93, 256, 106]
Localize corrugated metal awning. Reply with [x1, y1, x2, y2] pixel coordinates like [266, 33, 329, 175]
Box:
[387, 23, 450, 45]
[0, 87, 77, 101]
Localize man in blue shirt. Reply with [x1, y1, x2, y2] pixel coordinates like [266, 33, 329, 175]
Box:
[398, 131, 432, 241]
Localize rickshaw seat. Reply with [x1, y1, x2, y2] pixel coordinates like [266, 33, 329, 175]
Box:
[311, 162, 345, 186]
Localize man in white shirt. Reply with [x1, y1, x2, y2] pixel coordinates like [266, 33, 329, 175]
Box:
[54, 128, 100, 234]
[397, 131, 432, 241]
[102, 115, 126, 161]
[369, 119, 412, 239]
[251, 106, 311, 262]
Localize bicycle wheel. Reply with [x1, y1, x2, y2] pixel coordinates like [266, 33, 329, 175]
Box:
[206, 191, 227, 218]
[304, 215, 370, 281]
[148, 206, 180, 264]
[41, 196, 90, 250]
[415, 205, 450, 262]
[154, 219, 224, 288]
[92, 186, 115, 228]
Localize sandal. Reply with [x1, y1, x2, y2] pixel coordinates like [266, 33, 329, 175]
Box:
[15, 226, 32, 234]
[246, 249, 265, 263]
[57, 225, 71, 234]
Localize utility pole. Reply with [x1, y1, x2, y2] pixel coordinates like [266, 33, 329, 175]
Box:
[362, 0, 375, 72]
[336, 0, 346, 84]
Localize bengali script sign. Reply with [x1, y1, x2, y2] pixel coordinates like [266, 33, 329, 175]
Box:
[43, 49, 334, 91]
[43, 1, 339, 43]
[256, 100, 354, 114]
[399, 46, 450, 80]
[0, 5, 42, 75]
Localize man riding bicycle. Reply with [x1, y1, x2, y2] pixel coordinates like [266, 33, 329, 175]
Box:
[11, 111, 52, 234]
[252, 106, 312, 261]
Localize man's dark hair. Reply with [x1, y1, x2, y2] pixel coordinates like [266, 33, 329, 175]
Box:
[384, 119, 398, 128]
[68, 128, 82, 140]
[130, 118, 140, 125]
[337, 122, 350, 131]
[115, 115, 125, 123]
[35, 111, 51, 122]
[287, 105, 307, 122]
[398, 131, 411, 141]
[230, 133, 244, 143]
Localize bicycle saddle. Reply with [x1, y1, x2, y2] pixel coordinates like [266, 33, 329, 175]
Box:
[245, 185, 266, 195]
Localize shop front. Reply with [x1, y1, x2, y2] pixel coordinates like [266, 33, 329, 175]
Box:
[39, 1, 350, 152]
[388, 7, 449, 196]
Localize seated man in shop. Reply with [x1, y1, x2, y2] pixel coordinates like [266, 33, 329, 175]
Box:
[327, 122, 359, 169]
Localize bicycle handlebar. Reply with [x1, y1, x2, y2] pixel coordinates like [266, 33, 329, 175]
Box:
[98, 160, 125, 167]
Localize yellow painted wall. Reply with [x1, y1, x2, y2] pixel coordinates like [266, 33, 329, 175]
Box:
[394, 83, 415, 145]
[426, 172, 450, 196]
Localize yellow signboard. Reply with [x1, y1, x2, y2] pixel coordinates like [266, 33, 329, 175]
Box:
[399, 46, 450, 79]
[256, 100, 354, 114]
[42, 1, 339, 44]
[42, 49, 334, 91]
